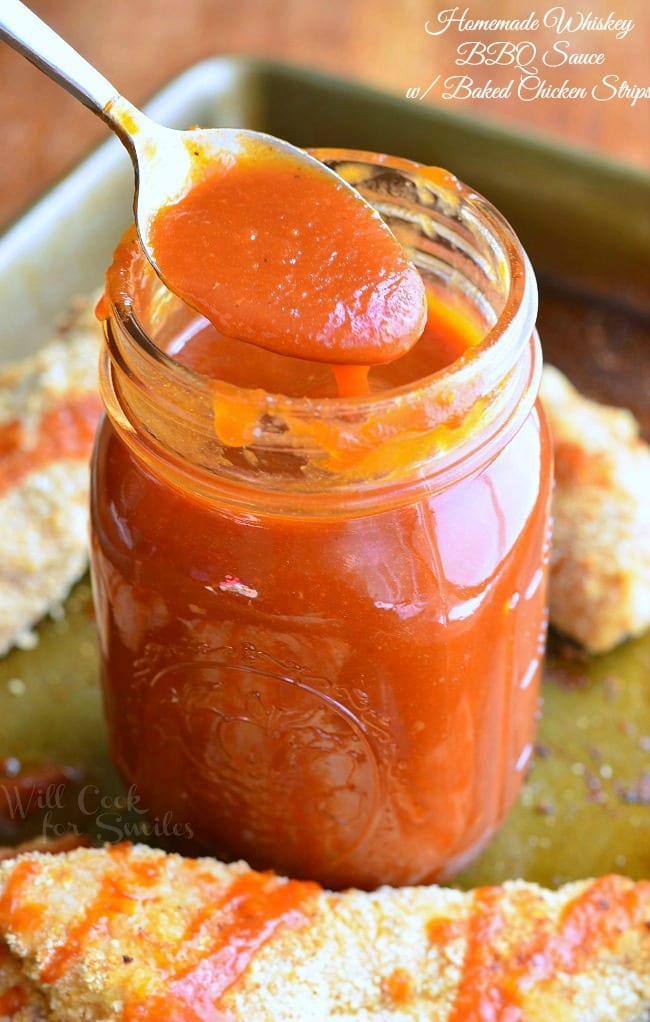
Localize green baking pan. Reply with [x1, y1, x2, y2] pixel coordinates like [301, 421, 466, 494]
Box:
[0, 58, 648, 887]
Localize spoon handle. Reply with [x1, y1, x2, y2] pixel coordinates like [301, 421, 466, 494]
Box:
[0, 0, 118, 117]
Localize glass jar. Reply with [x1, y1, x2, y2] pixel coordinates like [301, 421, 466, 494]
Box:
[91, 150, 552, 890]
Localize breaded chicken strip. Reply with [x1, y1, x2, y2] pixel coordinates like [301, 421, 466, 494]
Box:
[0, 838, 92, 1020]
[0, 299, 102, 656]
[540, 364, 650, 653]
[0, 844, 648, 1021]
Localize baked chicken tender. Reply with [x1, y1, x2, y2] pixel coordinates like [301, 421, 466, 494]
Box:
[540, 364, 650, 653]
[0, 844, 648, 1021]
[0, 301, 102, 657]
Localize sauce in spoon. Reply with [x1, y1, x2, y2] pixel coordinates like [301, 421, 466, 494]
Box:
[148, 141, 427, 390]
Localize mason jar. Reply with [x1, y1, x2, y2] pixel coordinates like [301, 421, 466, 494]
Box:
[90, 150, 552, 889]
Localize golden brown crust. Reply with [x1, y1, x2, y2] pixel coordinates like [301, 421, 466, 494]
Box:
[540, 364, 650, 653]
[0, 844, 647, 1021]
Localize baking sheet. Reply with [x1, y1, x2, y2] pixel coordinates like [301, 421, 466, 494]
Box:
[0, 58, 648, 885]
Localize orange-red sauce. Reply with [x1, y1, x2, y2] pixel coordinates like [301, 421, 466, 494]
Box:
[444, 876, 650, 1019]
[149, 149, 427, 370]
[161, 286, 482, 397]
[40, 854, 166, 984]
[139, 873, 317, 1020]
[162, 288, 484, 398]
[0, 394, 102, 496]
[382, 966, 416, 1005]
[0, 985, 28, 1015]
[0, 860, 44, 934]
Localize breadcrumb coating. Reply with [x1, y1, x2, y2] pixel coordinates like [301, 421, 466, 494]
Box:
[0, 300, 102, 656]
[540, 364, 650, 652]
[0, 844, 647, 1021]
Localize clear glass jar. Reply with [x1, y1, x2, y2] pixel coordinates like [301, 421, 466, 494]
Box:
[91, 150, 552, 889]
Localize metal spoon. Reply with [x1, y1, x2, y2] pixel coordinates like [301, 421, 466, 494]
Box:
[0, 0, 384, 292]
